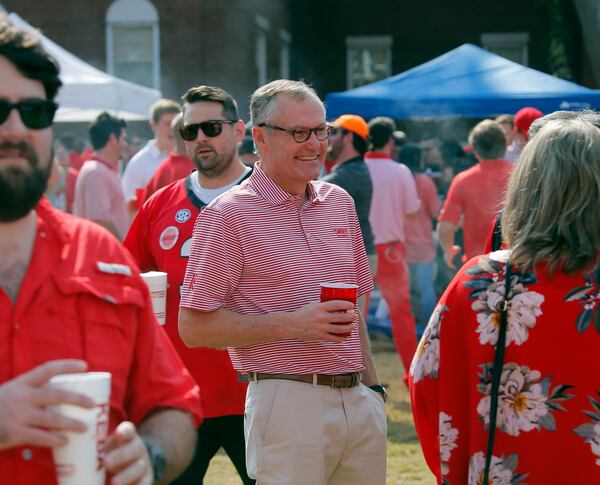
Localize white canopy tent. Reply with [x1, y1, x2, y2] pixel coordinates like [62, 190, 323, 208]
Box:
[9, 12, 161, 121]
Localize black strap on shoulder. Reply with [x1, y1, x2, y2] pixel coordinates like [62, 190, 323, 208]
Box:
[483, 262, 512, 484]
[490, 211, 504, 252]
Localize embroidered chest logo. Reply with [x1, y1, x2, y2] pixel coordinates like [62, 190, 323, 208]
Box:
[175, 209, 191, 223]
[332, 228, 349, 237]
[188, 273, 198, 290]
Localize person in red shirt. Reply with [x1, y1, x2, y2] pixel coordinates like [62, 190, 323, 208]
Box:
[143, 112, 195, 203]
[73, 112, 130, 240]
[125, 85, 254, 484]
[0, 17, 201, 484]
[437, 119, 512, 268]
[400, 144, 441, 338]
[365, 116, 421, 385]
[410, 117, 600, 484]
[54, 134, 81, 213]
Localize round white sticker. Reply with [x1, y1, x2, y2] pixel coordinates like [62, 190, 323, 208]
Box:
[159, 226, 179, 250]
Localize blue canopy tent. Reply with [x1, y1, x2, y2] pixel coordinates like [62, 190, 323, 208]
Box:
[325, 44, 600, 119]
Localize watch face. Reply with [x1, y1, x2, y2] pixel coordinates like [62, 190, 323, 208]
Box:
[369, 385, 387, 402]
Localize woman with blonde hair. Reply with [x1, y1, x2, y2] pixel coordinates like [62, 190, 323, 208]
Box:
[410, 117, 600, 484]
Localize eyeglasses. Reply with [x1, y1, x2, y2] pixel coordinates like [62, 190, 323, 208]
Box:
[257, 123, 332, 143]
[0, 98, 58, 129]
[179, 120, 237, 141]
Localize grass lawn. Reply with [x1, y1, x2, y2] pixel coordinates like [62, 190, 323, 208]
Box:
[204, 337, 436, 484]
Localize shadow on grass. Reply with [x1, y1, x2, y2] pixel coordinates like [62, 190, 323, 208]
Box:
[387, 417, 420, 445]
[392, 400, 413, 413]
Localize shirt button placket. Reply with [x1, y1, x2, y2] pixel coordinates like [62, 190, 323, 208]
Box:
[22, 448, 33, 460]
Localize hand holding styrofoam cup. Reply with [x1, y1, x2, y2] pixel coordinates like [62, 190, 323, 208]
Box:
[140, 271, 167, 324]
[49, 372, 111, 485]
[320, 282, 358, 337]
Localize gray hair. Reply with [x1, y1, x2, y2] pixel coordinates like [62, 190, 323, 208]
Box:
[502, 118, 600, 274]
[250, 79, 324, 126]
[528, 109, 600, 140]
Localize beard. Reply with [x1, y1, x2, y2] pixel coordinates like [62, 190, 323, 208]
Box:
[327, 138, 342, 163]
[0, 141, 52, 222]
[193, 145, 235, 179]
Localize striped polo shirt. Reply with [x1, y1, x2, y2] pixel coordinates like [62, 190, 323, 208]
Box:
[180, 161, 373, 374]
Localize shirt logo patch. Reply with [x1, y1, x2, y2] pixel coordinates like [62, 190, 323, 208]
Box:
[97, 262, 132, 276]
[175, 209, 191, 223]
[333, 227, 349, 237]
[159, 226, 179, 250]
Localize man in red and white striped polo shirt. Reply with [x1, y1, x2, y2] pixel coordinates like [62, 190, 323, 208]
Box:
[180, 80, 387, 485]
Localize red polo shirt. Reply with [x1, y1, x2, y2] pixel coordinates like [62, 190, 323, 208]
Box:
[0, 200, 201, 484]
[438, 159, 512, 260]
[143, 153, 195, 203]
[180, 162, 373, 374]
[124, 173, 250, 418]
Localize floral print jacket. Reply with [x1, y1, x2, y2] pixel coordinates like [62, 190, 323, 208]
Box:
[409, 251, 600, 484]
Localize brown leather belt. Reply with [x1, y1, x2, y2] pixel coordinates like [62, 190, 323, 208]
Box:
[238, 372, 362, 388]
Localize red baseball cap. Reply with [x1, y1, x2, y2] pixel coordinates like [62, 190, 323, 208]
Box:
[514, 107, 543, 141]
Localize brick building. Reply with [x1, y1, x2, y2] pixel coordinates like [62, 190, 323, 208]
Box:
[0, 0, 291, 121]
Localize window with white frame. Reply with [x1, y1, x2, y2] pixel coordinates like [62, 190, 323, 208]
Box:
[256, 15, 269, 86]
[481, 32, 529, 66]
[280, 29, 291, 79]
[106, 0, 160, 89]
[346, 36, 392, 90]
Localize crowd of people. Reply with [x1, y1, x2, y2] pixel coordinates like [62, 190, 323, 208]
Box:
[0, 13, 598, 485]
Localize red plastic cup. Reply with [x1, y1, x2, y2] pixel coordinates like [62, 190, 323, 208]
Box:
[320, 282, 358, 337]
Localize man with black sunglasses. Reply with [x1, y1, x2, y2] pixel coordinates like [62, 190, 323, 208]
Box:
[0, 16, 202, 485]
[125, 85, 254, 484]
[180, 80, 387, 485]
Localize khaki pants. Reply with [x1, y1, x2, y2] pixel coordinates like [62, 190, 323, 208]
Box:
[244, 379, 387, 485]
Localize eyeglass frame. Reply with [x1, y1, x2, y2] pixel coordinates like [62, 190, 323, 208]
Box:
[0, 98, 58, 130]
[257, 122, 333, 143]
[178, 119, 238, 141]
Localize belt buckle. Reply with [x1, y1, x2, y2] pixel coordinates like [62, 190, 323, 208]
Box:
[330, 375, 343, 388]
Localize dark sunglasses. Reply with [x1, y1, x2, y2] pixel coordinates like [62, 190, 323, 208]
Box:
[179, 120, 237, 141]
[0, 98, 58, 129]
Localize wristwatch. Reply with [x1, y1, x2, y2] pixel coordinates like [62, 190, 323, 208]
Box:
[369, 384, 388, 403]
[144, 440, 167, 482]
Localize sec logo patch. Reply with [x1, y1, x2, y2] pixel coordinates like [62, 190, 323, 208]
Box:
[159, 226, 179, 250]
[175, 209, 191, 223]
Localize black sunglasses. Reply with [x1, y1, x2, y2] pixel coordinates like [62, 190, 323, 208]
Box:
[0, 98, 58, 129]
[179, 120, 237, 141]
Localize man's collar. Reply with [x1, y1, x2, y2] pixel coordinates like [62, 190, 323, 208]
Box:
[35, 198, 70, 246]
[364, 151, 392, 160]
[90, 155, 119, 172]
[251, 161, 323, 206]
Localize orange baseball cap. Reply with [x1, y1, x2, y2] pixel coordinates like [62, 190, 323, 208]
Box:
[332, 114, 369, 140]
